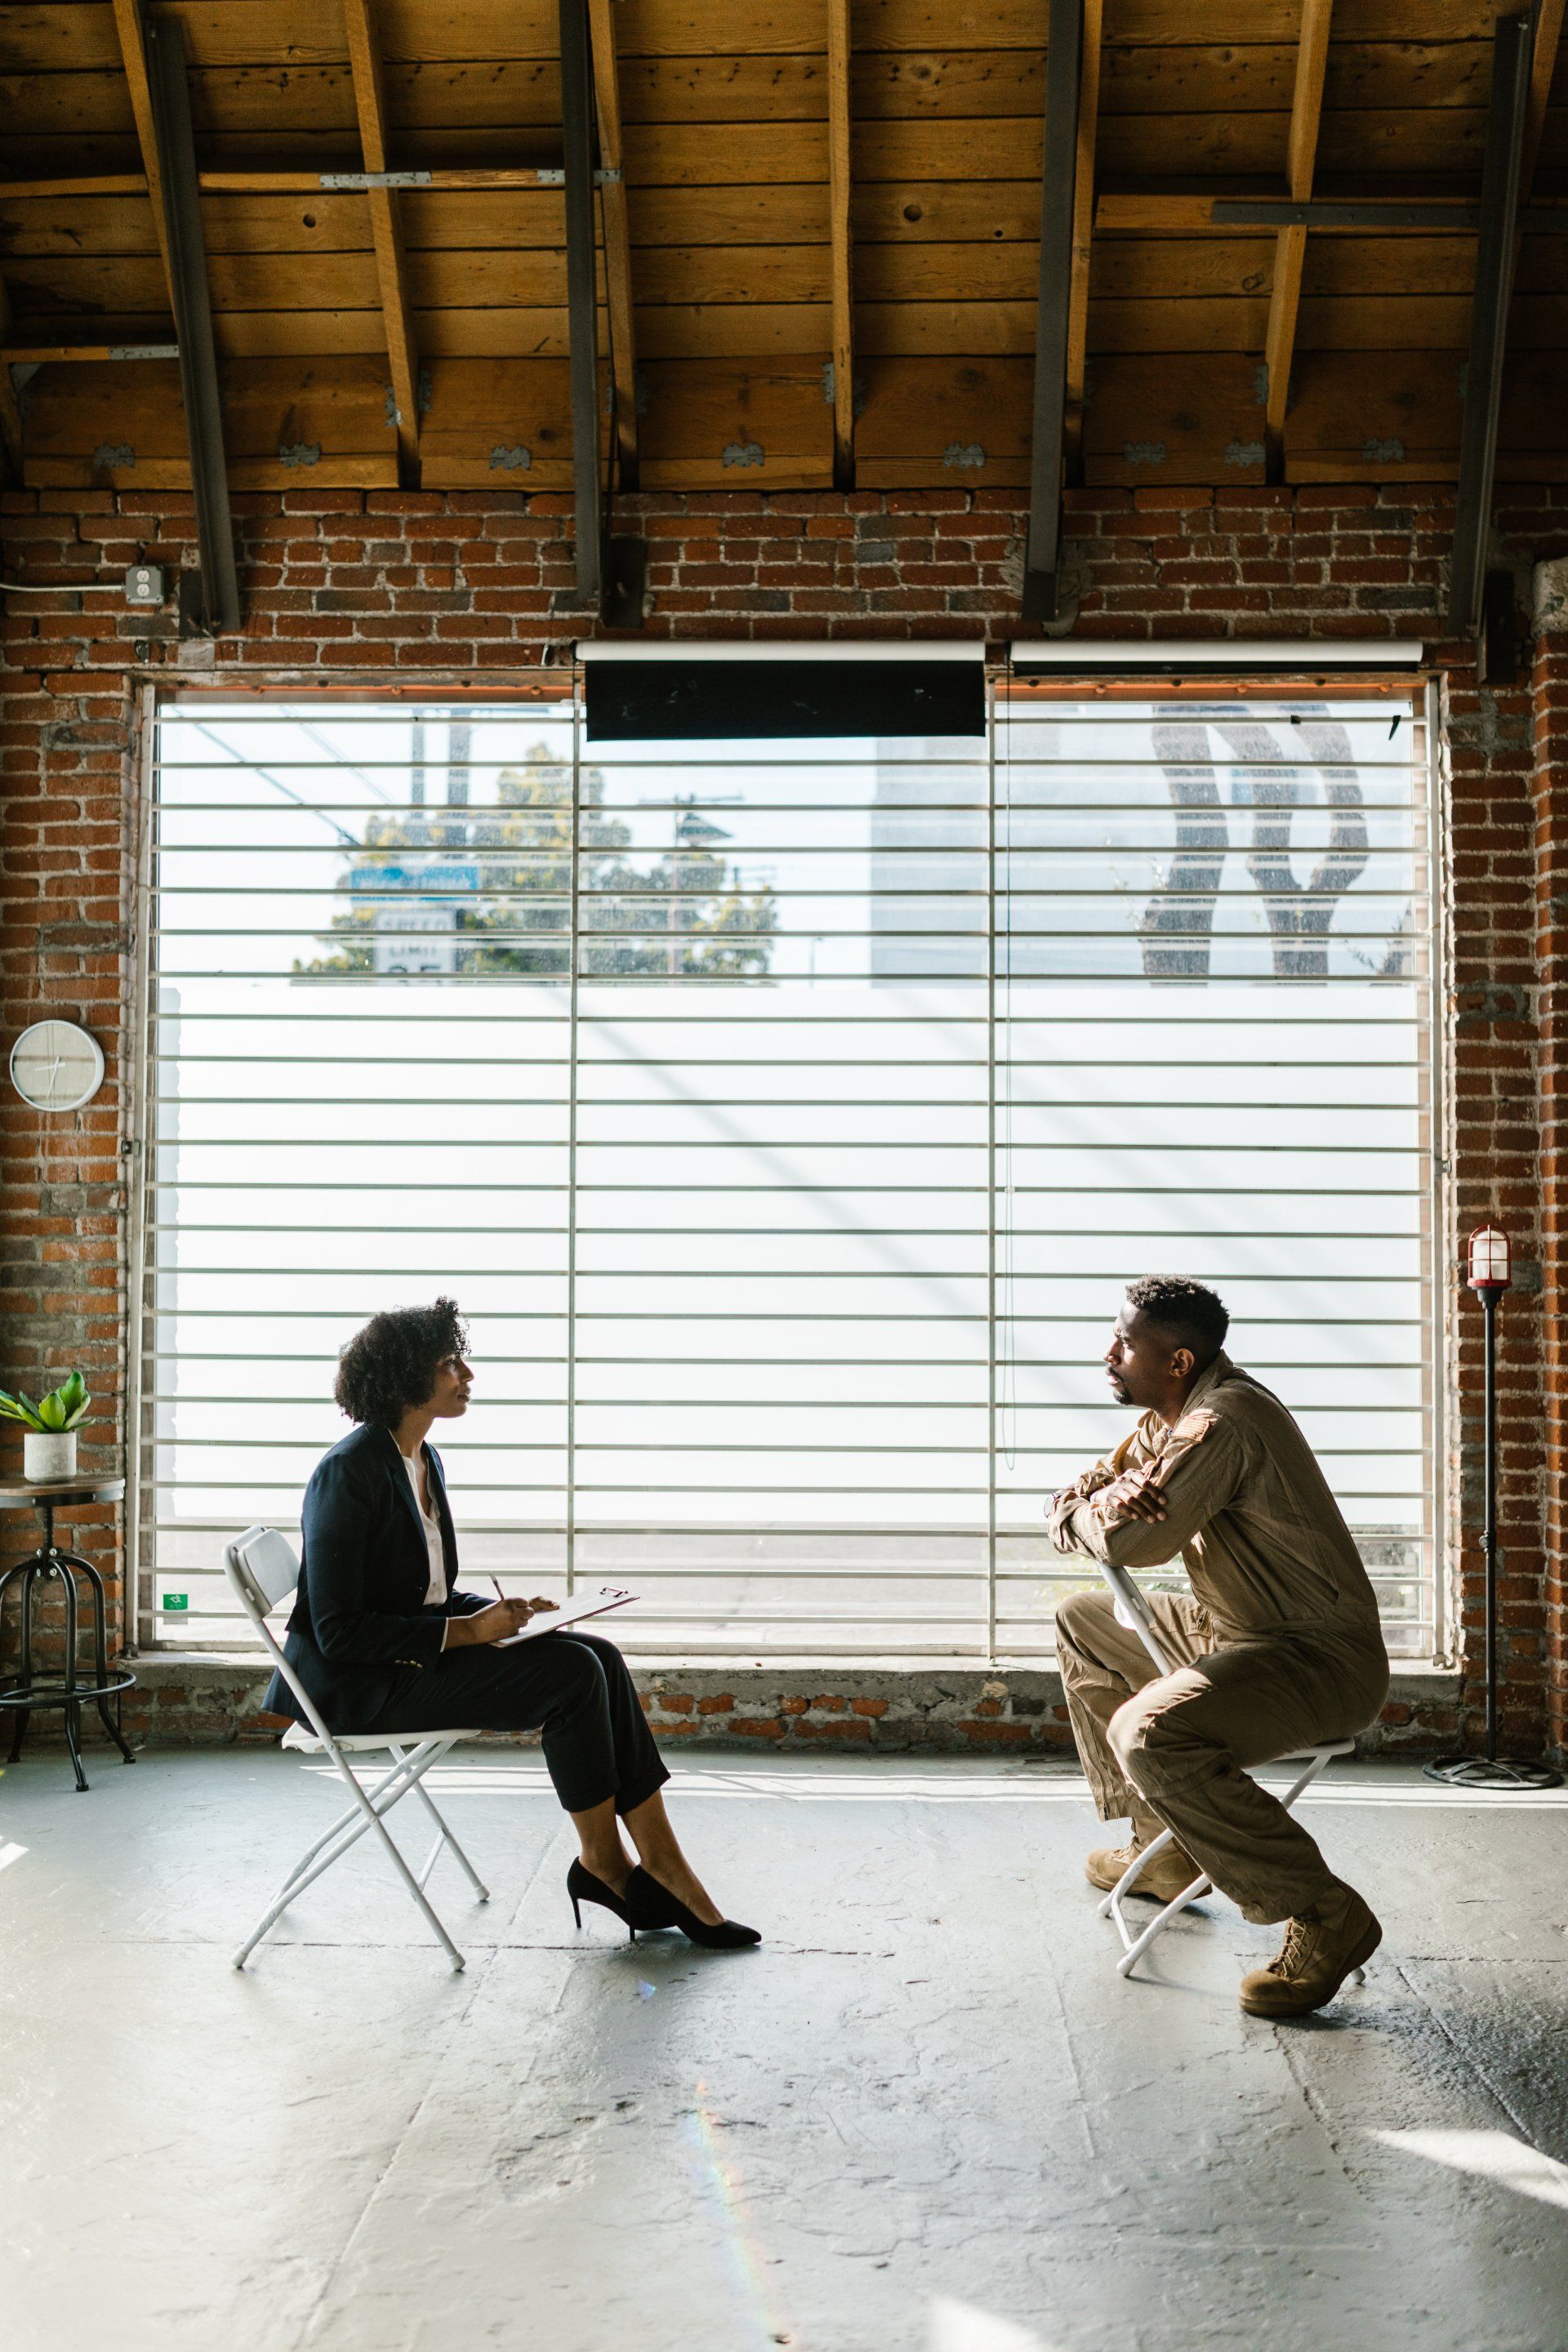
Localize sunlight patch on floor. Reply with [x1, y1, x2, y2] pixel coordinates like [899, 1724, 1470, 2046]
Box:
[1373, 2130, 1568, 2212]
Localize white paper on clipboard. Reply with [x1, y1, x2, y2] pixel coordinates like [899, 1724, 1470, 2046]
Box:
[496, 1587, 637, 1646]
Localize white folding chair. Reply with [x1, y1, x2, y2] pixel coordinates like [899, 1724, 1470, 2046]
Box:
[224, 1526, 488, 1973]
[1096, 1559, 1357, 1982]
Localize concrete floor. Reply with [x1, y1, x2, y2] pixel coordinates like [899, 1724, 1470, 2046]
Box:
[3, 1747, 1567, 2352]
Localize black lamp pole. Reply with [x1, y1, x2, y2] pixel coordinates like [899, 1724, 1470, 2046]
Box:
[1427, 1226, 1561, 1790]
[1481, 1280, 1499, 1766]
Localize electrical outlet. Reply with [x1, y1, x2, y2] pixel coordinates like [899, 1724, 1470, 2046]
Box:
[124, 562, 166, 606]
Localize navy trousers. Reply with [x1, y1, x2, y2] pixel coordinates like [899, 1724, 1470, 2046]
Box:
[365, 1629, 670, 1816]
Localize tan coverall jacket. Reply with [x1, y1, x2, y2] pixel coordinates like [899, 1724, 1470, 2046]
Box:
[1049, 1350, 1389, 1923]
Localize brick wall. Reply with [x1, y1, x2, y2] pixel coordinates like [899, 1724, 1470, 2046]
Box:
[3, 477, 1566, 1758]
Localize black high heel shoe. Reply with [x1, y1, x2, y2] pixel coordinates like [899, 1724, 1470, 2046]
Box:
[626, 1864, 761, 1949]
[568, 1858, 638, 1941]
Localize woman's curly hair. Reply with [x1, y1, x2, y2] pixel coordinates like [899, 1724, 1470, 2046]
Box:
[334, 1298, 469, 1428]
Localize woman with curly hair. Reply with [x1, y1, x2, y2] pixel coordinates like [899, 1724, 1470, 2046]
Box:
[264, 1297, 758, 1949]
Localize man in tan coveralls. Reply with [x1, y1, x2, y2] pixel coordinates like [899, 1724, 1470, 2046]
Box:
[1050, 1274, 1388, 2017]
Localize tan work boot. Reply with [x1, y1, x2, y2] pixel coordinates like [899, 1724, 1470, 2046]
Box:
[1237, 1882, 1382, 2018]
[1085, 1838, 1204, 1903]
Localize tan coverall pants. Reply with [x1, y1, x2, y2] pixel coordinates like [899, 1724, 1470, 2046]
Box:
[1055, 1587, 1390, 1924]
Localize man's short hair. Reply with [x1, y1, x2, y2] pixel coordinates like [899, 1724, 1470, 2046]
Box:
[1125, 1275, 1229, 1366]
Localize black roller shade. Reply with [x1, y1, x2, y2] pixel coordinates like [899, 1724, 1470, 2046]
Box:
[585, 658, 986, 741]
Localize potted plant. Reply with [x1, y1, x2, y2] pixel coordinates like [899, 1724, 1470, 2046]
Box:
[0, 1372, 91, 1481]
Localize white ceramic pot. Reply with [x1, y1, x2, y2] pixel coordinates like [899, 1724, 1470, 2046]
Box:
[24, 1429, 77, 1481]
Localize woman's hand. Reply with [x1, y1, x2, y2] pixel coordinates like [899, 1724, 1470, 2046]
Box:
[448, 1597, 559, 1647]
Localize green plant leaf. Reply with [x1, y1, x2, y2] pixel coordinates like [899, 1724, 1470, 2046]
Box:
[0, 1389, 47, 1430]
[64, 1399, 91, 1428]
[56, 1371, 86, 1416]
[38, 1393, 66, 1431]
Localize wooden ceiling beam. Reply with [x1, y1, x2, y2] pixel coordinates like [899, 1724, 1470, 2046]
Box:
[109, 0, 174, 292]
[1521, 0, 1565, 198]
[826, 0, 854, 489]
[1062, 0, 1102, 483]
[587, 0, 639, 489]
[1263, 0, 1334, 482]
[1097, 192, 1568, 232]
[341, 0, 422, 486]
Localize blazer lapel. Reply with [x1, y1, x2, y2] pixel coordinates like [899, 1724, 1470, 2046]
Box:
[382, 1427, 427, 1548]
[425, 1445, 457, 1591]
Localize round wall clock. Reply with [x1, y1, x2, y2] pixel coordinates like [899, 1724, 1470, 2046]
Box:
[10, 1020, 105, 1112]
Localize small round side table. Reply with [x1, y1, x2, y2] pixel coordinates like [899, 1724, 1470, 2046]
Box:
[0, 1477, 136, 1791]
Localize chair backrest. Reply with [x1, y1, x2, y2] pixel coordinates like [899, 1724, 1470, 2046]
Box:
[1098, 1560, 1175, 1676]
[225, 1525, 301, 1624]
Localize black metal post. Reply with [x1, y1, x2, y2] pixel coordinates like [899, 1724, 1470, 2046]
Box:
[1447, 11, 1533, 642]
[145, 15, 242, 638]
[559, 0, 602, 607]
[1022, 0, 1082, 625]
[1482, 1285, 1499, 1764]
[1426, 1267, 1562, 1790]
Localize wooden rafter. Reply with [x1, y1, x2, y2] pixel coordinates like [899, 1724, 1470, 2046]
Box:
[826, 0, 854, 488]
[1263, 0, 1334, 482]
[1062, 0, 1102, 483]
[1522, 0, 1566, 198]
[587, 0, 639, 489]
[109, 0, 174, 293]
[341, 0, 422, 487]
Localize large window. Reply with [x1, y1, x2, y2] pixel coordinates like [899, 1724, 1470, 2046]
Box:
[136, 683, 1438, 1659]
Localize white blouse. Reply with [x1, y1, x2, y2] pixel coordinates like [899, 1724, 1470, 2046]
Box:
[399, 1446, 448, 1608]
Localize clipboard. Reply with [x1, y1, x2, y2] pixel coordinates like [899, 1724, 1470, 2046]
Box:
[495, 1586, 637, 1646]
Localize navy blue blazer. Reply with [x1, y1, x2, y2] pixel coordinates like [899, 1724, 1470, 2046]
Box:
[264, 1421, 488, 1732]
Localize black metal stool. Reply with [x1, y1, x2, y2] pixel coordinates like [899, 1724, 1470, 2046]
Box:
[0, 1477, 136, 1791]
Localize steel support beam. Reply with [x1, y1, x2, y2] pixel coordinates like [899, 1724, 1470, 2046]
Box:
[826, 0, 855, 489]
[560, 0, 602, 608]
[145, 16, 240, 637]
[1448, 11, 1534, 643]
[0, 282, 25, 484]
[1022, 0, 1083, 625]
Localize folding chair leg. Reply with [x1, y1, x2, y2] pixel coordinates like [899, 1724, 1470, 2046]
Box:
[1116, 1870, 1214, 1980]
[238, 1745, 435, 1956]
[252, 1747, 421, 1926]
[388, 1741, 489, 1904]
[1101, 1747, 1346, 1984]
[234, 1740, 466, 1971]
[1096, 1827, 1214, 1980]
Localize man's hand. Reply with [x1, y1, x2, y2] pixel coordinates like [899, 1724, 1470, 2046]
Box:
[1097, 1463, 1168, 1525]
[448, 1597, 559, 1647]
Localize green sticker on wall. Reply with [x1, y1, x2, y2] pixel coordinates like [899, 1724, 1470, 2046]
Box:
[161, 1592, 189, 1612]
